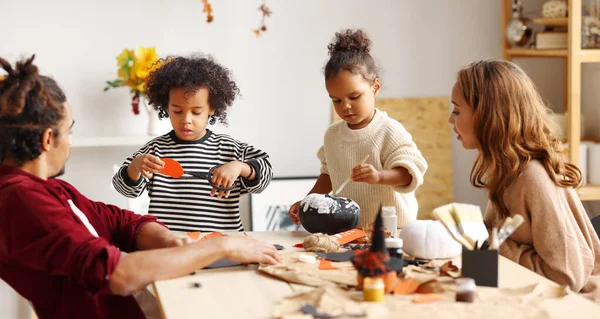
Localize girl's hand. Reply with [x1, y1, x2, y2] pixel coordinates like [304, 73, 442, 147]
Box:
[288, 201, 301, 225]
[351, 164, 382, 184]
[128, 154, 165, 179]
[210, 161, 244, 199]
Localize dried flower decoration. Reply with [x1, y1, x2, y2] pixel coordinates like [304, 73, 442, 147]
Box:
[202, 0, 214, 23]
[252, 2, 272, 37]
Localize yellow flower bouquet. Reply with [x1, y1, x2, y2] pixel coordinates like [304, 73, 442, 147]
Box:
[104, 46, 162, 115]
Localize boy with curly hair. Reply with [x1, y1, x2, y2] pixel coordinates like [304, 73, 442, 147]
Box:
[113, 54, 273, 233]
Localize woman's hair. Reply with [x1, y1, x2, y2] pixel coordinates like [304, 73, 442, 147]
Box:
[324, 28, 379, 82]
[145, 54, 240, 125]
[0, 55, 66, 165]
[457, 59, 581, 218]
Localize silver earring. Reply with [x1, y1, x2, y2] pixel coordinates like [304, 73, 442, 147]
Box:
[209, 116, 216, 125]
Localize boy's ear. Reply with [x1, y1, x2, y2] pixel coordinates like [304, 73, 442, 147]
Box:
[209, 108, 215, 116]
[373, 78, 381, 96]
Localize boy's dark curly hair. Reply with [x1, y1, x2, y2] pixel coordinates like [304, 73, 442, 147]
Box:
[324, 28, 380, 82]
[145, 54, 240, 125]
[0, 55, 66, 165]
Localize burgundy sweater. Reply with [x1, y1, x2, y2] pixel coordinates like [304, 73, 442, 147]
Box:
[0, 165, 158, 318]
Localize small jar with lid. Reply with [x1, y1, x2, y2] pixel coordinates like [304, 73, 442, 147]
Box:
[381, 206, 398, 238]
[455, 277, 476, 302]
[363, 277, 385, 302]
[384, 238, 403, 259]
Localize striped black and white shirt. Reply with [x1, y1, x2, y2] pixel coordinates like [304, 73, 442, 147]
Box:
[112, 129, 273, 232]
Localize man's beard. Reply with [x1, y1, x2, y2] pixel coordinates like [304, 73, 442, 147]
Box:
[50, 166, 66, 178]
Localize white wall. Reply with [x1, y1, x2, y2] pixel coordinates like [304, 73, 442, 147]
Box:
[1, 0, 502, 214]
[4, 1, 598, 318]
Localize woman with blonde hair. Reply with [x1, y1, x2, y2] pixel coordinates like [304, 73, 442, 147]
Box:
[449, 59, 600, 302]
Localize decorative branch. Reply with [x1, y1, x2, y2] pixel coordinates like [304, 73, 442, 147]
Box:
[202, 0, 214, 23]
[252, 1, 272, 37]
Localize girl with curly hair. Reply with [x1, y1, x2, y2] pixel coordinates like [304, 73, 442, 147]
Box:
[288, 29, 428, 228]
[449, 59, 600, 302]
[113, 54, 273, 233]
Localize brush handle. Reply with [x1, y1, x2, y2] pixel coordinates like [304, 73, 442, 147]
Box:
[497, 217, 524, 246]
[333, 154, 370, 195]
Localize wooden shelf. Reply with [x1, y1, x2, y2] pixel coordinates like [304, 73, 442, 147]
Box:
[579, 49, 600, 63]
[506, 48, 568, 58]
[71, 136, 154, 148]
[533, 17, 569, 27]
[578, 185, 600, 201]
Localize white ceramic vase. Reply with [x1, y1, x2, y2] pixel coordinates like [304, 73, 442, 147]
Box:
[141, 96, 162, 136]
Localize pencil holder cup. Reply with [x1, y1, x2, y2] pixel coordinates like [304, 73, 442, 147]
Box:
[461, 247, 498, 287]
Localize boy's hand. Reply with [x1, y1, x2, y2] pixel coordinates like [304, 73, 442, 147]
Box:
[128, 154, 165, 179]
[210, 161, 244, 199]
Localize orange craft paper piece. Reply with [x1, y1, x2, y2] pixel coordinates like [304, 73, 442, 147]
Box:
[187, 232, 201, 240]
[200, 232, 223, 240]
[159, 158, 184, 178]
[393, 279, 420, 295]
[319, 259, 336, 270]
[330, 229, 368, 245]
[411, 294, 445, 303]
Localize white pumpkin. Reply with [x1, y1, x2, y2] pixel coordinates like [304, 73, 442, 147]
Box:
[400, 220, 489, 259]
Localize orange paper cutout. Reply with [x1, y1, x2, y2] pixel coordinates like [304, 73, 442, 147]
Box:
[187, 232, 201, 240]
[318, 259, 336, 270]
[411, 294, 445, 303]
[330, 229, 368, 245]
[200, 232, 223, 240]
[159, 158, 184, 178]
[393, 279, 420, 295]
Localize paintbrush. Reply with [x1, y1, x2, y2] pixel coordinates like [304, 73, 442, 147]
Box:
[432, 205, 474, 250]
[500, 217, 513, 231]
[449, 204, 478, 249]
[497, 214, 525, 246]
[332, 154, 370, 196]
[489, 227, 499, 250]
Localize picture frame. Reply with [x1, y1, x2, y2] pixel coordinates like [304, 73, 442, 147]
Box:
[249, 176, 318, 231]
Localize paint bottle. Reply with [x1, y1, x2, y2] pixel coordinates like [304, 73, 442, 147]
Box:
[455, 277, 476, 302]
[384, 238, 403, 258]
[363, 277, 385, 302]
[381, 206, 398, 238]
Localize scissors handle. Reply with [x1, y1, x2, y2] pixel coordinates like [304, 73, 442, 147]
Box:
[181, 166, 236, 191]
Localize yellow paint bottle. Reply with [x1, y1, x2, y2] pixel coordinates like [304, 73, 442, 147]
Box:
[363, 277, 384, 302]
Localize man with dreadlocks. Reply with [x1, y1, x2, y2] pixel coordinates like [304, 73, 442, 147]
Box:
[0, 55, 280, 319]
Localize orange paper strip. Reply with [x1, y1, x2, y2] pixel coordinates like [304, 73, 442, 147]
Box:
[329, 228, 368, 245]
[200, 232, 223, 240]
[411, 294, 445, 303]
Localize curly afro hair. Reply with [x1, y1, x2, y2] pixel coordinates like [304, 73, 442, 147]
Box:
[324, 28, 380, 82]
[0, 55, 66, 165]
[145, 54, 240, 125]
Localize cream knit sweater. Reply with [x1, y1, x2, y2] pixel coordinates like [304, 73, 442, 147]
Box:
[317, 108, 428, 227]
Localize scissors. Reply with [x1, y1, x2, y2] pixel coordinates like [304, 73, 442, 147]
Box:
[158, 158, 236, 191]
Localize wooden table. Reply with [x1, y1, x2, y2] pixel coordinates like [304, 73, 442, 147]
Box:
[153, 231, 600, 318]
